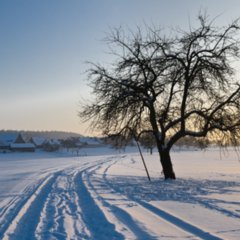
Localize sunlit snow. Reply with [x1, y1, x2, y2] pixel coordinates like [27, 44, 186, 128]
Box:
[0, 147, 239, 239]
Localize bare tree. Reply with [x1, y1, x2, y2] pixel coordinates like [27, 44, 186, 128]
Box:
[79, 14, 240, 179]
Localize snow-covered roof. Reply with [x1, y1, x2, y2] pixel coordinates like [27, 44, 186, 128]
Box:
[0, 133, 17, 145]
[14, 134, 26, 144]
[30, 137, 46, 146]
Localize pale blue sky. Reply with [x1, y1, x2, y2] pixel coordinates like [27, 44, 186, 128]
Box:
[1, 0, 240, 135]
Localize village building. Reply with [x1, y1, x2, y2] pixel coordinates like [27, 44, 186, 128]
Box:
[42, 139, 61, 152]
[29, 137, 46, 149]
[10, 133, 35, 152]
[0, 140, 10, 152]
[0, 132, 17, 152]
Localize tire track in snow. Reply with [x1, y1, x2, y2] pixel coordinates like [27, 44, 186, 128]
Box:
[74, 169, 125, 240]
[1, 154, 224, 239]
[0, 175, 52, 240]
[1, 157, 121, 240]
[36, 169, 90, 240]
[100, 157, 223, 240]
[82, 158, 162, 239]
[2, 172, 60, 240]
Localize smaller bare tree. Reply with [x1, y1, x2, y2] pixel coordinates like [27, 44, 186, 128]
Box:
[139, 132, 155, 154]
[80, 14, 240, 179]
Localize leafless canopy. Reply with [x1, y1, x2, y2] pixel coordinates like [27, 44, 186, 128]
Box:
[80, 14, 240, 149]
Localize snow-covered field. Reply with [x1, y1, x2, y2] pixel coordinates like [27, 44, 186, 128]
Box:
[0, 147, 239, 240]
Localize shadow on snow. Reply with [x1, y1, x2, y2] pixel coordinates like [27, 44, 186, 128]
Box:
[105, 176, 240, 218]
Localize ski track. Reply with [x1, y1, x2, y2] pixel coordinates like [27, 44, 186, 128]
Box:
[0, 154, 239, 239]
[86, 160, 202, 239]
[0, 160, 105, 240]
[101, 173, 219, 239]
[0, 175, 51, 239]
[0, 158, 129, 240]
[82, 160, 159, 240]
[86, 156, 238, 240]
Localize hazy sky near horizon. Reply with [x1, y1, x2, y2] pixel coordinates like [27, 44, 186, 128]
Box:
[1, 0, 240, 135]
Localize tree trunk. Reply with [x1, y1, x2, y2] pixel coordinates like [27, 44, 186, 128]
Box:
[147, 103, 176, 179]
[159, 149, 176, 179]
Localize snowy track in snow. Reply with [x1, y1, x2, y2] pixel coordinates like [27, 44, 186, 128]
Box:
[0, 149, 239, 239]
[81, 157, 223, 240]
[1, 160, 98, 239]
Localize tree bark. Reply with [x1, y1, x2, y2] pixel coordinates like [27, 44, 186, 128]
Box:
[159, 149, 176, 179]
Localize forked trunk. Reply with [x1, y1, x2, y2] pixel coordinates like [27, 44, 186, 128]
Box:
[148, 103, 176, 179]
[159, 149, 176, 179]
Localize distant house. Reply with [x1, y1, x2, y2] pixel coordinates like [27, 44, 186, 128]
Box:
[10, 133, 35, 152]
[42, 139, 61, 152]
[79, 137, 103, 148]
[0, 132, 17, 152]
[14, 133, 25, 143]
[10, 143, 36, 152]
[0, 140, 10, 152]
[29, 137, 46, 148]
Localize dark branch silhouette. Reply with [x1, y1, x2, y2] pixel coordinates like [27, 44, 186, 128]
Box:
[80, 14, 240, 179]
